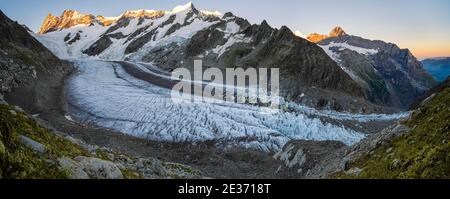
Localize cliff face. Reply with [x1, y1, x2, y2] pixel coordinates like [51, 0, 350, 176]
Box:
[38, 10, 98, 34]
[0, 10, 68, 94]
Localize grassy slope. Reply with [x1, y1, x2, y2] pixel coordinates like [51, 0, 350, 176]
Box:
[0, 105, 87, 178]
[0, 104, 143, 179]
[339, 87, 449, 178]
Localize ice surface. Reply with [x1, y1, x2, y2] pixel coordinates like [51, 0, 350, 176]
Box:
[64, 60, 409, 152]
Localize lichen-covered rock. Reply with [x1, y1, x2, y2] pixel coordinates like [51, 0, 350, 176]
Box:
[19, 135, 47, 155]
[64, 135, 98, 153]
[344, 167, 362, 176]
[74, 156, 123, 179]
[58, 157, 89, 179]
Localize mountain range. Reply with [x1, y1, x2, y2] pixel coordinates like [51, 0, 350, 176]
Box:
[421, 57, 450, 82]
[34, 2, 435, 110]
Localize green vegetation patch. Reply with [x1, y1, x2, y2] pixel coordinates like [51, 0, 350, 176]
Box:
[337, 88, 450, 179]
[0, 104, 98, 178]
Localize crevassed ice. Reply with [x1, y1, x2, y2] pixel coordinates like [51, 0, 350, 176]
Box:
[67, 60, 367, 151]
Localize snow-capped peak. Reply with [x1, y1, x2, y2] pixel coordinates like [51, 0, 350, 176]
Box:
[329, 26, 347, 37]
[200, 10, 223, 17]
[122, 9, 157, 16]
[306, 26, 347, 43]
[63, 10, 83, 19]
[293, 30, 306, 39]
[38, 10, 96, 34]
[170, 2, 196, 14]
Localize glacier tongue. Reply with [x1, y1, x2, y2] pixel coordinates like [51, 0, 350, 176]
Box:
[66, 60, 368, 151]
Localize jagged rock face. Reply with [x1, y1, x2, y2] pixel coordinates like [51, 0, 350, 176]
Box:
[0, 10, 67, 93]
[38, 10, 97, 34]
[329, 26, 346, 37]
[307, 26, 347, 43]
[318, 34, 436, 109]
[35, 3, 388, 112]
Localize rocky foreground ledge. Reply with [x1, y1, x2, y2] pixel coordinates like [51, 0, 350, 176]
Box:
[0, 99, 202, 179]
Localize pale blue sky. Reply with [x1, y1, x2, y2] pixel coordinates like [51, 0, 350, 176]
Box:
[1, 0, 449, 58]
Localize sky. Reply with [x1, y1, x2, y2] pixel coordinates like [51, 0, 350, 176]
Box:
[1, 0, 449, 59]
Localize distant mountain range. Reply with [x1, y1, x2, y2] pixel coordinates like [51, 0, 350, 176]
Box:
[421, 57, 450, 82]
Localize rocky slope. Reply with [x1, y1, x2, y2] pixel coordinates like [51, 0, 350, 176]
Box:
[274, 77, 449, 178]
[35, 3, 392, 113]
[422, 57, 450, 82]
[310, 27, 436, 109]
[0, 10, 68, 94]
[335, 77, 449, 178]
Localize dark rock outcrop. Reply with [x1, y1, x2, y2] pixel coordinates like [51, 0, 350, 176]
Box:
[83, 35, 113, 56]
[0, 10, 68, 94]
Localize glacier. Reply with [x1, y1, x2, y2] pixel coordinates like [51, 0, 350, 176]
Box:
[65, 60, 407, 152]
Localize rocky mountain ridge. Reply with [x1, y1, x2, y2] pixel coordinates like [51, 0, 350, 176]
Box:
[312, 27, 436, 109]
[38, 3, 220, 34]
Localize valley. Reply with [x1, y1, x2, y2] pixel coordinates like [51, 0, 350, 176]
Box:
[1, 2, 448, 179]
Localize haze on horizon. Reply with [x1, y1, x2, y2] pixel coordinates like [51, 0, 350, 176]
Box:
[1, 0, 449, 59]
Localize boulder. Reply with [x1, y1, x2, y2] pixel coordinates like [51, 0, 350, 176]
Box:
[19, 135, 46, 155]
[74, 156, 123, 179]
[58, 157, 90, 179]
